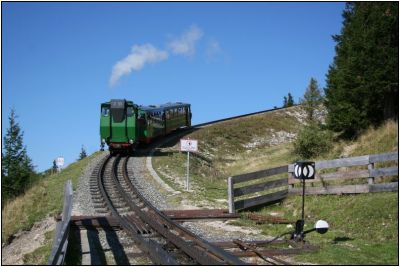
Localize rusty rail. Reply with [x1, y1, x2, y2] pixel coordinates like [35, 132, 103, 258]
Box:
[95, 154, 245, 265]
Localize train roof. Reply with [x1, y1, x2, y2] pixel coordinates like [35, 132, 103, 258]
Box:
[101, 100, 190, 112]
[101, 99, 134, 106]
[138, 102, 190, 112]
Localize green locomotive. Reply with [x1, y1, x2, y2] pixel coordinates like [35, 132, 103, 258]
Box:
[100, 99, 191, 153]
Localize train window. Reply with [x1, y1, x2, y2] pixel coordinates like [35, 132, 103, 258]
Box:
[101, 107, 110, 116]
[127, 107, 134, 117]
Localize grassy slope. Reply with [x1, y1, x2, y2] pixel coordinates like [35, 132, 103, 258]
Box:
[153, 106, 302, 204]
[1, 152, 101, 264]
[152, 107, 398, 265]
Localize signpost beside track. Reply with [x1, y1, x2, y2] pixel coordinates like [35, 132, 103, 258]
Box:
[180, 139, 198, 191]
[56, 157, 64, 172]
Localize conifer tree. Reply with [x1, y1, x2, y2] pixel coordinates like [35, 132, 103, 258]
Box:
[287, 93, 294, 107]
[325, 2, 398, 137]
[79, 145, 87, 160]
[2, 109, 35, 202]
[283, 96, 288, 108]
[302, 78, 323, 122]
[52, 160, 58, 173]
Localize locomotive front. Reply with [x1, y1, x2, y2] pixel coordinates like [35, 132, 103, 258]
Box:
[100, 99, 137, 153]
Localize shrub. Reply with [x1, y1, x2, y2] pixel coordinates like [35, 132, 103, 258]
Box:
[293, 123, 333, 159]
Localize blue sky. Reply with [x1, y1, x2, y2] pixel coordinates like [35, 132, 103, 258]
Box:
[2, 2, 345, 172]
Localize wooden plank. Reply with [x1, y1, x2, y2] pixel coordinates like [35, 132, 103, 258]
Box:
[289, 184, 369, 195]
[232, 165, 288, 184]
[234, 189, 288, 210]
[320, 170, 370, 180]
[288, 170, 370, 184]
[370, 166, 398, 177]
[233, 178, 287, 197]
[369, 152, 398, 163]
[369, 182, 398, 193]
[316, 155, 370, 170]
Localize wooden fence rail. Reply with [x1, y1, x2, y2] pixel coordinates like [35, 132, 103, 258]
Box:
[228, 166, 289, 213]
[288, 151, 398, 195]
[48, 180, 73, 265]
[228, 152, 398, 213]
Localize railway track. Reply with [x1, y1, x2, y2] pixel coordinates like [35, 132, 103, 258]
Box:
[90, 154, 245, 265]
[85, 106, 301, 265]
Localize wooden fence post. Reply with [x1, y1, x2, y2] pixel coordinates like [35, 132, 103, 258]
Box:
[288, 173, 294, 190]
[48, 180, 73, 265]
[368, 163, 375, 185]
[228, 177, 234, 214]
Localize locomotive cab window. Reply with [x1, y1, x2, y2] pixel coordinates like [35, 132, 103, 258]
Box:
[127, 107, 134, 117]
[102, 107, 110, 116]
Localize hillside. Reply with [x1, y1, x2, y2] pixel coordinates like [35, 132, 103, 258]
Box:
[153, 105, 325, 202]
[152, 106, 398, 265]
[1, 152, 102, 265]
[1, 105, 397, 265]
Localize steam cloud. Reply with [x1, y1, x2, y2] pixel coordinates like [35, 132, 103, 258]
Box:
[168, 25, 204, 56]
[109, 25, 207, 87]
[109, 44, 168, 87]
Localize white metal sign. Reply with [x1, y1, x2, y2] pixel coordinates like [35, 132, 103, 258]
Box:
[180, 139, 198, 152]
[56, 157, 64, 167]
[180, 139, 198, 191]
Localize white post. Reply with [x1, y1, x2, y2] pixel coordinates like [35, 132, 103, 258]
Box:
[186, 151, 190, 191]
[228, 177, 234, 213]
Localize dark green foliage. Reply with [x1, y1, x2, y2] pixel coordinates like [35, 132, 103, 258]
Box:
[293, 123, 333, 159]
[79, 145, 87, 160]
[301, 78, 323, 122]
[2, 109, 35, 204]
[325, 2, 398, 138]
[52, 160, 58, 173]
[287, 93, 294, 107]
[283, 93, 295, 107]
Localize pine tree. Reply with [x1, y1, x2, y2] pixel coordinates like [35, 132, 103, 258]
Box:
[283, 96, 288, 108]
[287, 93, 294, 107]
[52, 160, 58, 173]
[302, 78, 323, 122]
[294, 78, 331, 159]
[325, 2, 398, 137]
[79, 145, 87, 160]
[2, 109, 35, 202]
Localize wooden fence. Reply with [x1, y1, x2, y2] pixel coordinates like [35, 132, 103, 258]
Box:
[228, 166, 289, 213]
[48, 180, 73, 265]
[228, 152, 398, 213]
[288, 151, 398, 195]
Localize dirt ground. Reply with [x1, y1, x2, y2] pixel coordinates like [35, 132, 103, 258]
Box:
[1, 216, 56, 265]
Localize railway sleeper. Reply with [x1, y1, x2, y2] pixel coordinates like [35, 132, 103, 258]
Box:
[91, 194, 103, 200]
[93, 201, 107, 208]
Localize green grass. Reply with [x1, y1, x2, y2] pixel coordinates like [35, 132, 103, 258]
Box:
[152, 109, 398, 265]
[2, 152, 101, 245]
[232, 192, 398, 265]
[153, 107, 303, 203]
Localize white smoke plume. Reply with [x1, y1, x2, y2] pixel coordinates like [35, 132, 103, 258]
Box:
[168, 25, 203, 57]
[109, 44, 168, 87]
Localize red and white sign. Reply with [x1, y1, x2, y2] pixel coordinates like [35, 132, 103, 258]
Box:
[180, 139, 198, 152]
[56, 157, 64, 167]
